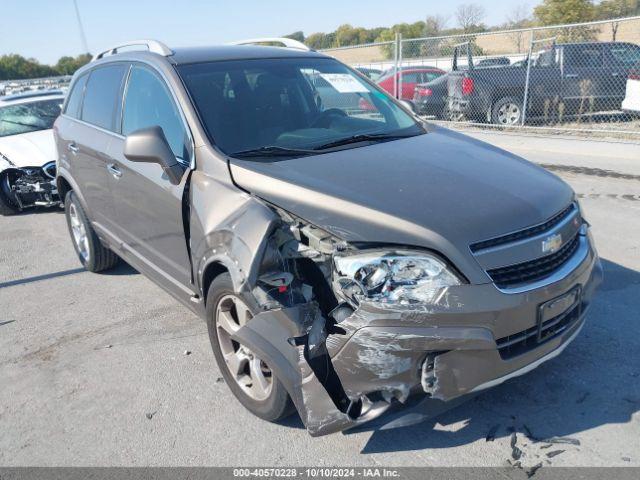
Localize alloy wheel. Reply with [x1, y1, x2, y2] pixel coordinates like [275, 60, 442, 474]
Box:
[69, 203, 90, 262]
[497, 102, 521, 125]
[215, 294, 273, 401]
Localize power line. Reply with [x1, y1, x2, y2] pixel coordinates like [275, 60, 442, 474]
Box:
[72, 0, 90, 54]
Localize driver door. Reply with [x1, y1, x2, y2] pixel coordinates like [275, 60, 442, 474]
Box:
[107, 64, 194, 298]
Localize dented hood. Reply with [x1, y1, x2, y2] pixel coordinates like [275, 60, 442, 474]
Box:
[229, 126, 573, 282]
[0, 129, 56, 169]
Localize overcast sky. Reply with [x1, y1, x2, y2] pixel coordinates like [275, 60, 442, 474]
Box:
[2, 0, 533, 64]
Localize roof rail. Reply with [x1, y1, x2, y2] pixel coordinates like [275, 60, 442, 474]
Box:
[227, 37, 311, 51]
[92, 40, 173, 61]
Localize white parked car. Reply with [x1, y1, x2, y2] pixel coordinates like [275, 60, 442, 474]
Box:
[621, 66, 640, 116]
[0, 90, 64, 215]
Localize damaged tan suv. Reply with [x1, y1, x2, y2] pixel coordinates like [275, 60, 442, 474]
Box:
[54, 39, 602, 436]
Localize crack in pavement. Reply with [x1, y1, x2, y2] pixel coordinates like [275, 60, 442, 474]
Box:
[576, 193, 640, 201]
[539, 164, 640, 181]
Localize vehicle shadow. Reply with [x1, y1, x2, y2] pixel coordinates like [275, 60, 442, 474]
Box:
[0, 262, 138, 290]
[14, 207, 64, 216]
[102, 262, 139, 276]
[353, 258, 640, 453]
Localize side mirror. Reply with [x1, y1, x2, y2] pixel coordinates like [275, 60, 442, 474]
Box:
[123, 126, 184, 185]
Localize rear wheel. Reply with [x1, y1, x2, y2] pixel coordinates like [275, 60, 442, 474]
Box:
[491, 97, 523, 125]
[206, 273, 294, 422]
[0, 171, 20, 216]
[64, 191, 120, 272]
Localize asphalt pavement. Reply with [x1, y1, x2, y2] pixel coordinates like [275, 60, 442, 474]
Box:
[0, 131, 638, 468]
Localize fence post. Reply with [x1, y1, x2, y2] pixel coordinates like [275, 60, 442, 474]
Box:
[393, 32, 399, 98]
[397, 33, 403, 99]
[521, 31, 534, 126]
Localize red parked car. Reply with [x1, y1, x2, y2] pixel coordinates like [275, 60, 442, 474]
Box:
[376, 67, 446, 102]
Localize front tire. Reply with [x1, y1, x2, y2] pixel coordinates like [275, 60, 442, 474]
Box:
[206, 273, 294, 422]
[64, 191, 119, 272]
[0, 171, 20, 216]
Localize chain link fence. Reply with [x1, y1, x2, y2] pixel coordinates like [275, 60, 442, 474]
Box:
[0, 75, 71, 97]
[322, 16, 640, 138]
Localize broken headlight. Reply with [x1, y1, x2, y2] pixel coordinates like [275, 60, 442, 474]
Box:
[334, 250, 461, 305]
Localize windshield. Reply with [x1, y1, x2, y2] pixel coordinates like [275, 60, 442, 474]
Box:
[0, 99, 63, 137]
[178, 57, 423, 157]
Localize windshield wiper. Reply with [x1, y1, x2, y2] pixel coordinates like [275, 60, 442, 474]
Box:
[230, 145, 317, 158]
[0, 119, 44, 129]
[314, 132, 418, 151]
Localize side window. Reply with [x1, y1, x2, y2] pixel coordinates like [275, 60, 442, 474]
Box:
[566, 45, 603, 69]
[64, 73, 88, 118]
[609, 44, 640, 66]
[81, 65, 127, 130]
[122, 66, 189, 161]
[423, 72, 441, 83]
[536, 48, 558, 67]
[401, 72, 419, 83]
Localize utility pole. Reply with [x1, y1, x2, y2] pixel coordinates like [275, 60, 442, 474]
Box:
[72, 0, 90, 54]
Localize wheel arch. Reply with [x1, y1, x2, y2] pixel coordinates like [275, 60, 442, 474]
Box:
[201, 260, 230, 306]
[56, 171, 90, 213]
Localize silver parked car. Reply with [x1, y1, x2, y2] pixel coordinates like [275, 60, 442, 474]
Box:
[54, 39, 602, 436]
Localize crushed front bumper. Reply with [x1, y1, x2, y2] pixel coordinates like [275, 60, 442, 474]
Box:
[234, 233, 602, 436]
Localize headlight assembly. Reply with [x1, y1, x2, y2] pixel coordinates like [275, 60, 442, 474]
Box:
[333, 250, 462, 305]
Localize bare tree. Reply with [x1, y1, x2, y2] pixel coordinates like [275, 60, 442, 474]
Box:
[455, 3, 486, 33]
[506, 3, 532, 53]
[424, 14, 449, 36]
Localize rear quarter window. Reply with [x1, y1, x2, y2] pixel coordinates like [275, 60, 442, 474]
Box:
[81, 64, 127, 131]
[64, 73, 88, 118]
[565, 45, 604, 69]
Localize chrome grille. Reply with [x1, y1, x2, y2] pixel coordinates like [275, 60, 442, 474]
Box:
[487, 232, 580, 289]
[470, 203, 576, 253]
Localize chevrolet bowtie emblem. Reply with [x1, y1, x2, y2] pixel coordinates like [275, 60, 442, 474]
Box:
[542, 233, 563, 254]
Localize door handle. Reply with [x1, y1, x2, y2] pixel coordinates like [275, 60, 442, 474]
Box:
[611, 72, 620, 77]
[107, 163, 122, 179]
[67, 142, 79, 153]
[565, 74, 579, 78]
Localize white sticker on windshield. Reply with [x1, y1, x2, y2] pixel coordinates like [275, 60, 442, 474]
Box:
[319, 73, 369, 93]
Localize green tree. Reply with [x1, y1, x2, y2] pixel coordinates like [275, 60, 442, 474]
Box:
[534, 0, 597, 41]
[54, 53, 91, 76]
[0, 54, 56, 80]
[305, 32, 336, 50]
[534, 0, 596, 25]
[284, 31, 305, 43]
[596, 0, 639, 19]
[595, 0, 639, 40]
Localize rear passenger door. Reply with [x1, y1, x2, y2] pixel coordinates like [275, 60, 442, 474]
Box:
[107, 64, 194, 295]
[562, 44, 609, 112]
[58, 64, 127, 231]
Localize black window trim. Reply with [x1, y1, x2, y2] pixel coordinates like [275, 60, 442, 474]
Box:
[62, 72, 89, 118]
[120, 61, 194, 168]
[59, 59, 194, 168]
[78, 62, 129, 133]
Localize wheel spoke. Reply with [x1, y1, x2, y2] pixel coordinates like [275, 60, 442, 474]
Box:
[235, 303, 252, 327]
[217, 310, 239, 335]
[225, 350, 247, 377]
[249, 357, 270, 398]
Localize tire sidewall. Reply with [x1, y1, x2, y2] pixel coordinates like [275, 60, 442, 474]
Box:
[0, 171, 20, 216]
[205, 273, 291, 421]
[64, 191, 98, 270]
